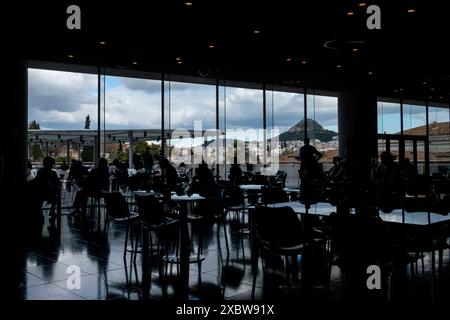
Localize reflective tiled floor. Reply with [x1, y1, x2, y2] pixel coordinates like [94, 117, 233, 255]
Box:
[17, 199, 450, 302]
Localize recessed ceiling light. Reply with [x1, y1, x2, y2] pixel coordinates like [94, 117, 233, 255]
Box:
[439, 96, 443, 99]
[99, 41, 106, 45]
[185, 2, 193, 6]
[132, 61, 138, 65]
[428, 96, 433, 99]
[347, 11, 355, 16]
[368, 71, 373, 75]
[286, 58, 292, 62]
[407, 9, 416, 13]
[176, 57, 181, 61]
[431, 87, 435, 91]
[208, 44, 215, 49]
[352, 48, 359, 52]
[177, 61, 183, 64]
[336, 64, 342, 68]
[358, 2, 367, 6]
[399, 88, 403, 91]
[253, 30, 260, 34]
[394, 89, 399, 93]
[68, 54, 74, 58]
[422, 81, 427, 85]
[301, 60, 307, 64]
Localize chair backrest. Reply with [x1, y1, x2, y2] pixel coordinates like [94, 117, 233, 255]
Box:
[222, 185, 245, 207]
[254, 205, 303, 247]
[103, 192, 130, 218]
[135, 194, 166, 224]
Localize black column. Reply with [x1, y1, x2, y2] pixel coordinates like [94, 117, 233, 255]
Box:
[338, 86, 378, 213]
[2, 58, 28, 300]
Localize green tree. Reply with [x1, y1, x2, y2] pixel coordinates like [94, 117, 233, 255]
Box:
[31, 144, 43, 162]
[134, 140, 149, 155]
[81, 145, 93, 162]
[29, 120, 40, 129]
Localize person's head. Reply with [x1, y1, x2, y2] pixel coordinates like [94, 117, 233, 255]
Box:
[42, 156, 55, 169]
[97, 158, 108, 170]
[304, 137, 310, 145]
[112, 159, 120, 167]
[380, 151, 394, 165]
[145, 146, 150, 152]
[160, 158, 169, 168]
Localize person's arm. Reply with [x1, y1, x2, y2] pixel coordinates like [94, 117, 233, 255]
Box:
[314, 147, 322, 160]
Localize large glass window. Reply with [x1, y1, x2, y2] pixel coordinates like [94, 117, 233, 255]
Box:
[428, 106, 450, 174]
[102, 75, 162, 167]
[165, 80, 216, 173]
[224, 86, 264, 177]
[267, 89, 304, 187]
[377, 101, 401, 134]
[306, 94, 339, 167]
[402, 103, 427, 135]
[28, 68, 98, 167]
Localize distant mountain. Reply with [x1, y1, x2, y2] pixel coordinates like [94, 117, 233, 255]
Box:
[276, 119, 338, 142]
[401, 121, 450, 136]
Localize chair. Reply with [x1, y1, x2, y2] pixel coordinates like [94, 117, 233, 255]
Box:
[103, 192, 140, 266]
[251, 205, 304, 298]
[134, 194, 178, 276]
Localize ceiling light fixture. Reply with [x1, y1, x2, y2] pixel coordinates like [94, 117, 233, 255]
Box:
[358, 2, 367, 6]
[347, 11, 355, 16]
[99, 41, 106, 45]
[336, 65, 342, 68]
[368, 71, 373, 75]
[68, 54, 74, 58]
[253, 30, 260, 34]
[422, 81, 427, 85]
[132, 61, 138, 65]
[177, 61, 183, 64]
[185, 2, 193, 6]
[407, 9, 416, 13]
[286, 58, 292, 62]
[352, 48, 358, 52]
[208, 44, 215, 49]
[301, 60, 307, 64]
[176, 57, 181, 61]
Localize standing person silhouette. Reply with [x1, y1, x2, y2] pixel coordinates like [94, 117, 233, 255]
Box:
[298, 137, 322, 183]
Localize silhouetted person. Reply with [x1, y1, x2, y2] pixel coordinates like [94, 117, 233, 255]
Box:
[373, 151, 400, 190]
[192, 161, 215, 195]
[71, 158, 110, 215]
[298, 137, 322, 183]
[143, 146, 154, 176]
[159, 158, 179, 191]
[133, 152, 143, 170]
[399, 157, 417, 181]
[229, 159, 243, 185]
[59, 161, 69, 171]
[36, 156, 60, 217]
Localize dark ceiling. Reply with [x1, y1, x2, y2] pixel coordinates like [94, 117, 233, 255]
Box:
[3, 0, 450, 104]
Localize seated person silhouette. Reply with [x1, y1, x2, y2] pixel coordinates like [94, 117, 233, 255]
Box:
[71, 158, 110, 216]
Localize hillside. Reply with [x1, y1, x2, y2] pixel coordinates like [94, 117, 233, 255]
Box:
[276, 119, 338, 142]
[402, 121, 449, 136]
